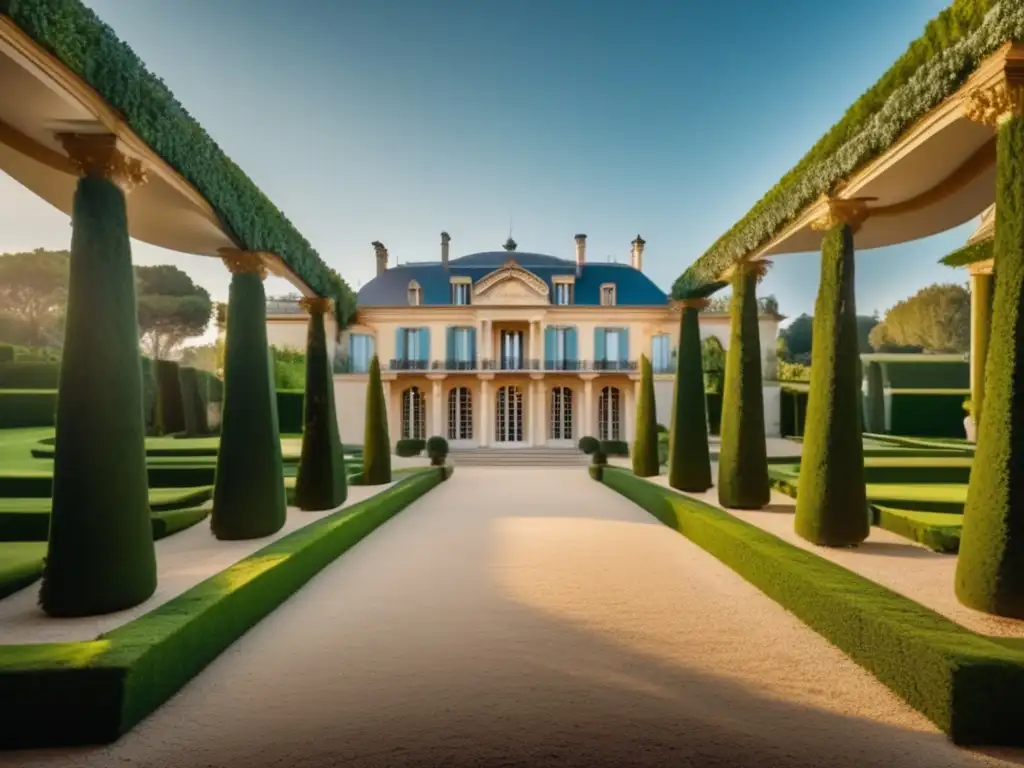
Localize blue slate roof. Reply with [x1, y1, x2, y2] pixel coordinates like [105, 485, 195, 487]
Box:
[357, 250, 668, 307]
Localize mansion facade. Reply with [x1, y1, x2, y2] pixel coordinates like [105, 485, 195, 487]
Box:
[266, 234, 783, 449]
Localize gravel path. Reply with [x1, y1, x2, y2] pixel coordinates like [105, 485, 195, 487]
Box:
[4, 468, 1018, 768]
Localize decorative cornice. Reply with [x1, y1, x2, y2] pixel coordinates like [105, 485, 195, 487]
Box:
[298, 296, 333, 315]
[963, 79, 1024, 126]
[219, 248, 269, 279]
[472, 262, 550, 298]
[810, 197, 874, 233]
[58, 133, 147, 191]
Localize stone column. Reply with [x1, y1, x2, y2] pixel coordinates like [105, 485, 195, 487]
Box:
[211, 249, 286, 540]
[42, 133, 156, 617]
[969, 268, 994, 425]
[532, 377, 544, 446]
[382, 380, 393, 439]
[957, 80, 1024, 617]
[584, 377, 594, 439]
[793, 199, 870, 545]
[295, 297, 347, 511]
[718, 260, 771, 511]
[529, 321, 537, 369]
[480, 377, 491, 446]
[432, 378, 443, 438]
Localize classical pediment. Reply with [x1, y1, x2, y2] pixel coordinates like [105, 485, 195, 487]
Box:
[473, 259, 550, 306]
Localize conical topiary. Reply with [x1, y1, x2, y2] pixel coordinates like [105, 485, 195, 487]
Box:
[363, 354, 391, 485]
[668, 302, 712, 491]
[632, 354, 660, 477]
[717, 263, 770, 510]
[794, 223, 868, 547]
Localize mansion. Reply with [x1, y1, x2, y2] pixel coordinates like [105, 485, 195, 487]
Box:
[266, 234, 783, 449]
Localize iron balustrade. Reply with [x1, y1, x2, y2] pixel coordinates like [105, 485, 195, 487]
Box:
[372, 359, 640, 373]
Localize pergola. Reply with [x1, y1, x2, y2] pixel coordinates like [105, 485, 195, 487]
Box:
[673, 3, 1024, 619]
[0, 2, 352, 617]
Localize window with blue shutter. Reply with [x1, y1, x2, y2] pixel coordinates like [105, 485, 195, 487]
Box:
[595, 328, 628, 370]
[652, 334, 671, 373]
[419, 328, 430, 367]
[446, 327, 455, 366]
[566, 327, 578, 369]
[594, 328, 606, 368]
[350, 334, 374, 373]
[619, 329, 629, 367]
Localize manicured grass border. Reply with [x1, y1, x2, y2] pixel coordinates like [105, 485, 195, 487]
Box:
[872, 506, 962, 554]
[0, 542, 46, 599]
[599, 467, 1024, 745]
[0, 467, 446, 748]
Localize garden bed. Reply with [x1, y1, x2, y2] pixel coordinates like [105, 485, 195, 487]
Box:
[0, 467, 446, 748]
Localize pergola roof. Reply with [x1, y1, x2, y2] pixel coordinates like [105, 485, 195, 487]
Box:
[674, 2, 1024, 298]
[0, 0, 356, 324]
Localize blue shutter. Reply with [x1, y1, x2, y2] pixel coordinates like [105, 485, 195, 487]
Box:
[395, 328, 405, 363]
[469, 328, 477, 368]
[446, 327, 455, 365]
[619, 329, 629, 364]
[420, 328, 430, 364]
[595, 328, 606, 365]
[367, 335, 376, 371]
[545, 327, 556, 367]
[567, 327, 578, 367]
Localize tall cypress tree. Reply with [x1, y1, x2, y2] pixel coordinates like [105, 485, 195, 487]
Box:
[956, 114, 1024, 618]
[632, 354, 660, 477]
[668, 301, 712, 491]
[363, 355, 392, 485]
[717, 263, 770, 509]
[794, 222, 868, 546]
[295, 299, 348, 510]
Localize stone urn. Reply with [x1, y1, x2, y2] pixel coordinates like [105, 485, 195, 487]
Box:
[964, 415, 976, 443]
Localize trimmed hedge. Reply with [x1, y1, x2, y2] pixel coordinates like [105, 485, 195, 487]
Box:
[178, 366, 209, 437]
[865, 362, 886, 434]
[276, 389, 305, 434]
[140, 356, 158, 434]
[0, 469, 441, 748]
[794, 224, 868, 547]
[956, 114, 1024, 618]
[631, 355, 660, 477]
[426, 435, 448, 466]
[668, 305, 712, 492]
[890, 392, 968, 438]
[601, 440, 629, 456]
[41, 174, 156, 618]
[780, 387, 808, 438]
[601, 468, 1024, 746]
[362, 355, 391, 485]
[0, 390, 57, 428]
[717, 266, 769, 509]
[0, 0, 357, 325]
[0, 360, 60, 389]
[873, 506, 961, 554]
[396, 438, 425, 457]
[155, 359, 185, 435]
[883, 359, 969, 390]
[0, 542, 46, 600]
[705, 391, 722, 435]
[0, 344, 13, 363]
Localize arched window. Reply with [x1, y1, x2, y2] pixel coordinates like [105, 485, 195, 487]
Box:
[598, 386, 621, 441]
[550, 386, 573, 440]
[407, 280, 422, 306]
[448, 387, 473, 440]
[401, 386, 426, 439]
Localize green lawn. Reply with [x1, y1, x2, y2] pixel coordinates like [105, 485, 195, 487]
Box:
[872, 506, 962, 554]
[0, 542, 46, 599]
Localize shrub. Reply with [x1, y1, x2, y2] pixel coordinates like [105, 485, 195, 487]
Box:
[656, 423, 668, 433]
[276, 389, 304, 434]
[0, 361, 61, 389]
[0, 390, 57, 428]
[155, 359, 185, 434]
[178, 365, 209, 437]
[396, 438, 425, 457]
[601, 440, 629, 456]
[717, 265, 769, 510]
[794, 224, 869, 547]
[140, 356, 158, 433]
[0, 344, 13, 363]
[362, 355, 391, 485]
[592, 450, 608, 466]
[578, 436, 599, 455]
[632, 355, 660, 477]
[426, 436, 449, 466]
[668, 303, 713, 492]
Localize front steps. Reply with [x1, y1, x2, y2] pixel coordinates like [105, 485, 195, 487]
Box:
[449, 446, 589, 467]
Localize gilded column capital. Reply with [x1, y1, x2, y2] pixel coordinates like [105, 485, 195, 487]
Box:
[58, 133, 147, 191]
[677, 297, 711, 310]
[810, 197, 873, 233]
[737, 259, 772, 281]
[218, 248, 269, 280]
[963, 79, 1024, 127]
[298, 296, 333, 315]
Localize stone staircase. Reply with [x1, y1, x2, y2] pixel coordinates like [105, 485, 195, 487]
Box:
[449, 446, 589, 467]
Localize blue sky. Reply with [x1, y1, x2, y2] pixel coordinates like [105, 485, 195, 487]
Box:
[1, 0, 974, 329]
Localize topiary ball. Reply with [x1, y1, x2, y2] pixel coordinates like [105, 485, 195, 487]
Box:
[578, 436, 599, 455]
[426, 435, 449, 466]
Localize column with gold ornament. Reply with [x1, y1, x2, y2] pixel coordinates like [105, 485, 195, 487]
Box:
[295, 296, 348, 511]
[212, 249, 287, 539]
[957, 77, 1024, 617]
[793, 198, 870, 546]
[667, 298, 713, 492]
[41, 133, 156, 617]
[717, 260, 770, 511]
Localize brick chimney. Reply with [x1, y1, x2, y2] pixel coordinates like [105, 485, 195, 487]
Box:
[372, 240, 388, 277]
[631, 235, 646, 271]
[441, 231, 451, 268]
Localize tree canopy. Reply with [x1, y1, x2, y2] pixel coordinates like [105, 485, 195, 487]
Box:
[778, 312, 878, 363]
[0, 248, 69, 346]
[868, 283, 970, 353]
[136, 265, 212, 360]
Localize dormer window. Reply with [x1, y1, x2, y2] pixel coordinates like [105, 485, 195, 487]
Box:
[407, 280, 422, 306]
[450, 277, 471, 306]
[600, 283, 616, 307]
[553, 276, 574, 306]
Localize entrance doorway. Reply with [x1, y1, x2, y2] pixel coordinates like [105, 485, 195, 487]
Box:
[495, 385, 524, 444]
[550, 386, 573, 443]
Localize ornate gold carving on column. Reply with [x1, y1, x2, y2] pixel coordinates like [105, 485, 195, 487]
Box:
[736, 259, 772, 283]
[58, 133, 148, 191]
[810, 197, 873, 233]
[218, 248, 269, 280]
[298, 296, 333, 315]
[963, 79, 1024, 127]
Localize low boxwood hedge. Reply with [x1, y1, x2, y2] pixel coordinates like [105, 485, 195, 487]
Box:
[0, 361, 60, 389]
[276, 389, 304, 434]
[396, 438, 425, 457]
[0, 390, 57, 428]
[872, 506, 962, 554]
[0, 468, 442, 748]
[600, 468, 1024, 745]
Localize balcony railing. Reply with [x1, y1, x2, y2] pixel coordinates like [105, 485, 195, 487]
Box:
[379, 358, 639, 373]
